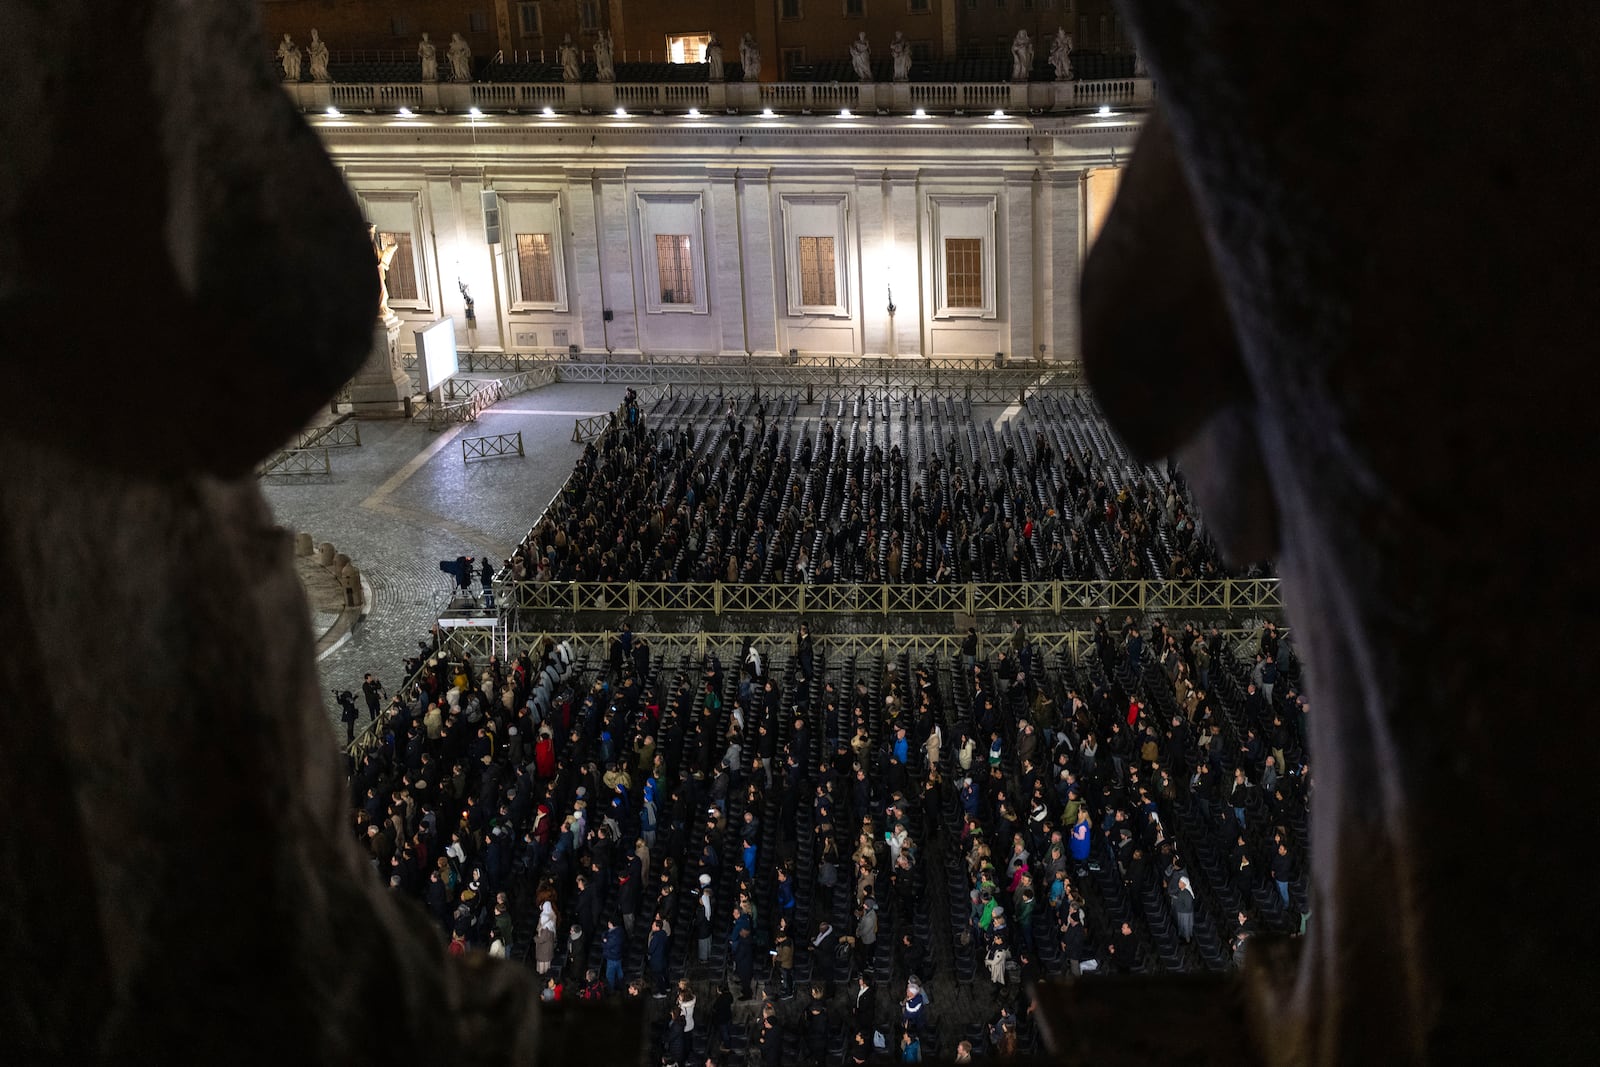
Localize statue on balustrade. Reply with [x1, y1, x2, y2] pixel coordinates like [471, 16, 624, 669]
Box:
[850, 32, 873, 82]
[740, 33, 761, 81]
[559, 35, 581, 82]
[891, 32, 911, 83]
[276, 34, 301, 82]
[707, 33, 724, 82]
[447, 32, 473, 83]
[594, 30, 615, 83]
[1133, 46, 1147, 78]
[307, 29, 330, 84]
[1049, 28, 1074, 81]
[1011, 29, 1034, 82]
[418, 33, 438, 81]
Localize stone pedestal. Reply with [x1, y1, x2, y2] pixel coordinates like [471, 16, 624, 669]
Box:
[347, 313, 412, 417]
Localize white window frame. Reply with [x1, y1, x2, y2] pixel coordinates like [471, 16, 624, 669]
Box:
[357, 189, 433, 312]
[496, 191, 570, 312]
[927, 193, 997, 320]
[780, 193, 851, 318]
[635, 191, 709, 315]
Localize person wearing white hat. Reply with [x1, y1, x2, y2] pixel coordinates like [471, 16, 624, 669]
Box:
[696, 876, 714, 961]
[1173, 874, 1196, 943]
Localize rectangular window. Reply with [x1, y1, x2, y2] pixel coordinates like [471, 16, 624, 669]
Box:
[390, 15, 412, 36]
[579, 0, 600, 32]
[378, 232, 418, 302]
[781, 0, 803, 20]
[845, 0, 864, 16]
[468, 12, 489, 34]
[797, 237, 837, 306]
[908, 0, 930, 11]
[656, 235, 694, 304]
[666, 33, 712, 63]
[515, 234, 556, 304]
[518, 2, 541, 37]
[781, 47, 806, 77]
[1024, 0, 1034, 10]
[910, 41, 932, 62]
[944, 238, 983, 308]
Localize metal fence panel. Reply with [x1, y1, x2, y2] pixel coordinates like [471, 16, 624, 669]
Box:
[462, 432, 525, 462]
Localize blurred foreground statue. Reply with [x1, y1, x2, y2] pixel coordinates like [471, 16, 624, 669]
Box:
[0, 3, 539, 1063]
[1081, 3, 1599, 1064]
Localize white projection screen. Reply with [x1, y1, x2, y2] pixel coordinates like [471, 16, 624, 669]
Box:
[415, 317, 460, 393]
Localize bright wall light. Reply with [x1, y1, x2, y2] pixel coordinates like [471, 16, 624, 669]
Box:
[397, 106, 414, 118]
[761, 107, 775, 118]
[325, 106, 341, 117]
[542, 106, 556, 117]
[468, 106, 484, 118]
[615, 107, 628, 117]
[1097, 104, 1112, 117]
[913, 108, 926, 119]
[687, 108, 701, 117]
[839, 108, 852, 118]
[991, 109, 1006, 119]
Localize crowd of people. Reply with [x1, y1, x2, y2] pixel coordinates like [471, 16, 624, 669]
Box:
[503, 390, 1249, 592]
[342, 610, 1309, 1063]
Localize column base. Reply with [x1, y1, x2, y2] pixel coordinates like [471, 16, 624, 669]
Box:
[347, 314, 413, 417]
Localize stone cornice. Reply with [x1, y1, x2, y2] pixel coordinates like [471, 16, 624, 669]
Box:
[308, 112, 1146, 141]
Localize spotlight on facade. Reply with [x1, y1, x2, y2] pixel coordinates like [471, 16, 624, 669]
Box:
[468, 107, 485, 118]
[324, 106, 342, 117]
[913, 108, 926, 118]
[542, 106, 556, 117]
[687, 108, 701, 117]
[761, 108, 775, 118]
[992, 109, 1006, 119]
[397, 106, 415, 118]
[615, 107, 628, 117]
[1097, 104, 1112, 117]
[839, 108, 852, 118]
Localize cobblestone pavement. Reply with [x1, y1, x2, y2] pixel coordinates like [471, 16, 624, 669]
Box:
[264, 383, 1023, 737]
[261, 382, 617, 731]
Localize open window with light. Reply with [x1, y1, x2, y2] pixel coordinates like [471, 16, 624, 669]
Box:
[666, 33, 712, 63]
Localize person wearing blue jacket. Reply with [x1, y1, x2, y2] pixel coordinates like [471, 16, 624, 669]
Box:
[602, 918, 625, 992]
[647, 918, 671, 997]
[1069, 808, 1092, 874]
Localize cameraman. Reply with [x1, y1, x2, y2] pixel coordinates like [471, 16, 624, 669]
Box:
[335, 689, 359, 743]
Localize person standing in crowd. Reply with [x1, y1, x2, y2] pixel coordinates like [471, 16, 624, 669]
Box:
[362, 672, 384, 720]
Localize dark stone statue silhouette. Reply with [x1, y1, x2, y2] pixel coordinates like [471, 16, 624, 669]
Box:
[1080, 2, 1600, 1063]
